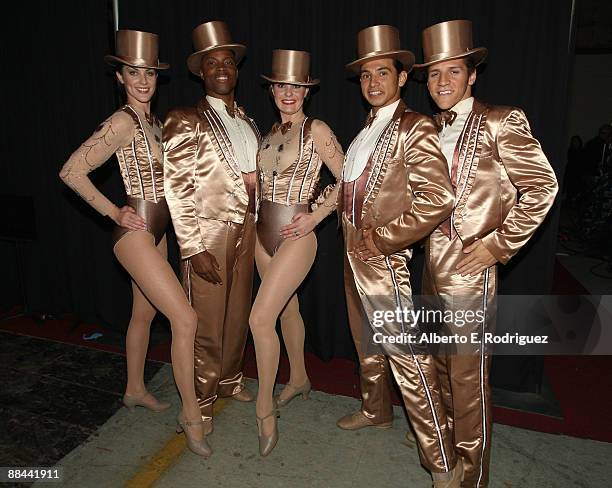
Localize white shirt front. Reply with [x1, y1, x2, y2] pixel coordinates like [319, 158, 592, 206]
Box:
[343, 100, 401, 182]
[439, 97, 474, 174]
[206, 95, 258, 173]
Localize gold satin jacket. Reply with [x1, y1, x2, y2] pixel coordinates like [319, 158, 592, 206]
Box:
[163, 98, 260, 259]
[338, 101, 455, 256]
[445, 99, 558, 264]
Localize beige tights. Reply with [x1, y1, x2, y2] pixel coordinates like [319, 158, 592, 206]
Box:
[114, 232, 200, 425]
[249, 233, 317, 435]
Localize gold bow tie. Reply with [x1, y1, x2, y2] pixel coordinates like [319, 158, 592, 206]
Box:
[273, 121, 293, 135]
[434, 110, 457, 131]
[226, 104, 245, 119]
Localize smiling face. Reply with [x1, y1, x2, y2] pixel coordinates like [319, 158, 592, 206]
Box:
[271, 83, 309, 118]
[200, 49, 238, 98]
[359, 58, 407, 111]
[116, 65, 157, 106]
[426, 58, 477, 110]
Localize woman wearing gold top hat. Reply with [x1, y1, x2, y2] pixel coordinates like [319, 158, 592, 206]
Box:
[249, 49, 344, 456]
[60, 30, 210, 457]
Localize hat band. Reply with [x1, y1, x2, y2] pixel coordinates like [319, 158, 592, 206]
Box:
[357, 48, 402, 60]
[267, 73, 312, 84]
[115, 55, 161, 68]
[193, 43, 238, 54]
[424, 48, 476, 65]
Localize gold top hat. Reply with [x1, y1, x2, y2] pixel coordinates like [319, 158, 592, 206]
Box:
[414, 20, 487, 69]
[346, 25, 415, 74]
[261, 50, 319, 86]
[187, 20, 246, 75]
[104, 30, 169, 70]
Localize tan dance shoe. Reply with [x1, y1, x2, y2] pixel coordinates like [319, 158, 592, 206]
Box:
[176, 413, 213, 458]
[122, 392, 171, 413]
[432, 458, 463, 488]
[336, 411, 393, 430]
[274, 379, 311, 407]
[233, 387, 256, 402]
[256, 409, 280, 457]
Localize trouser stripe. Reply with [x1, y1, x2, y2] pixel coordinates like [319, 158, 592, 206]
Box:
[385, 257, 449, 472]
[476, 268, 490, 487]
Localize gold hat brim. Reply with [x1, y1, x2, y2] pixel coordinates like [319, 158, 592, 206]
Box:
[413, 47, 487, 69]
[346, 50, 415, 74]
[187, 44, 246, 76]
[104, 55, 169, 70]
[260, 74, 320, 86]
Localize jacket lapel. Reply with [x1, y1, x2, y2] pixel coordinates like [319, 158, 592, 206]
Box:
[240, 111, 261, 145]
[453, 98, 489, 213]
[360, 100, 406, 219]
[197, 98, 242, 181]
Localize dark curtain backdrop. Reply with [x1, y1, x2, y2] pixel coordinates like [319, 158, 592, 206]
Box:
[1, 1, 572, 389]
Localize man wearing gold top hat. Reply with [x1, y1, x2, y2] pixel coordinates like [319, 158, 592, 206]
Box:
[338, 24, 464, 487]
[415, 20, 558, 487]
[163, 20, 260, 437]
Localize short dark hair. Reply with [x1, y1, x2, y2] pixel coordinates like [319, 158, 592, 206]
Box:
[392, 59, 406, 76]
[463, 57, 476, 75]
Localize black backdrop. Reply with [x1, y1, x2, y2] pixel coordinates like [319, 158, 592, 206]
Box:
[1, 1, 572, 388]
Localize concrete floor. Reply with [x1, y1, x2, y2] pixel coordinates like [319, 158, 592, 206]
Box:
[42, 366, 611, 488]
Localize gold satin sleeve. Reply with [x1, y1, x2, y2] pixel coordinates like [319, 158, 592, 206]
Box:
[373, 116, 454, 255]
[310, 119, 343, 222]
[480, 109, 558, 264]
[59, 111, 134, 217]
[163, 109, 205, 259]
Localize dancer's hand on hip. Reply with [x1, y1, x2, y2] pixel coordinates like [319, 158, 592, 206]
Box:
[191, 251, 223, 285]
[456, 240, 497, 276]
[112, 205, 147, 231]
[280, 213, 316, 241]
[353, 226, 382, 261]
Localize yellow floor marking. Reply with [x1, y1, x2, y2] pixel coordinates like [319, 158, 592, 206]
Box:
[124, 397, 231, 488]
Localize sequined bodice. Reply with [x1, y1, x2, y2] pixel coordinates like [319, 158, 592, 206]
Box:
[115, 105, 165, 202]
[258, 117, 323, 205]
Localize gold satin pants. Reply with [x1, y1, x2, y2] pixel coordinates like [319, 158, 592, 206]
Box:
[343, 216, 456, 474]
[423, 229, 497, 488]
[344, 253, 395, 424]
[181, 213, 256, 422]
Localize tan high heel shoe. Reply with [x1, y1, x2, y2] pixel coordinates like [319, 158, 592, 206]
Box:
[274, 379, 311, 407]
[256, 409, 280, 457]
[176, 413, 213, 458]
[122, 392, 171, 413]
